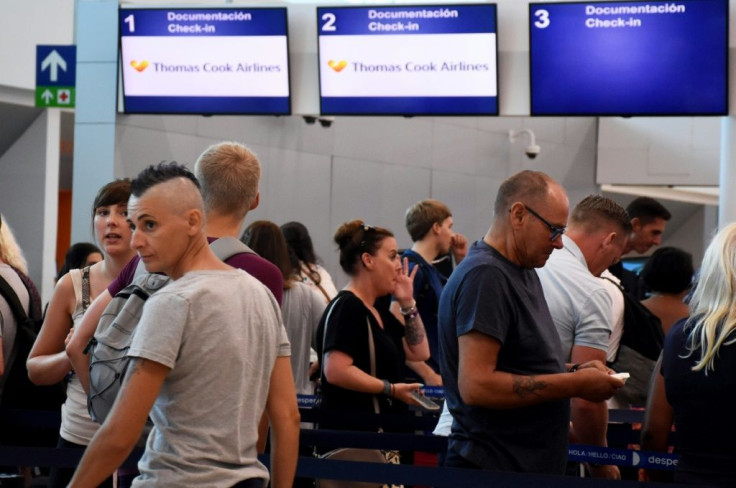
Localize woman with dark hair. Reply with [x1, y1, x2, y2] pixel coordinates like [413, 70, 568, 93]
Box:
[281, 221, 337, 302]
[314, 220, 430, 432]
[27, 179, 135, 488]
[56, 242, 103, 282]
[640, 246, 693, 335]
[242, 220, 326, 396]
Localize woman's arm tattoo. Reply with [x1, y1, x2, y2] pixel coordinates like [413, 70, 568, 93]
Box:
[512, 375, 548, 398]
[404, 315, 426, 346]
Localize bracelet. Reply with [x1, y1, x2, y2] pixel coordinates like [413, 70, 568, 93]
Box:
[382, 379, 391, 396]
[403, 308, 419, 320]
[399, 300, 417, 315]
[568, 364, 580, 373]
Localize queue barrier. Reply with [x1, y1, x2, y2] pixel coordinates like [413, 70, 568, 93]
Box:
[1, 397, 680, 486]
[0, 446, 682, 488]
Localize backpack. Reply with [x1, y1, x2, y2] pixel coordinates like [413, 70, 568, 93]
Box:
[85, 237, 255, 423]
[0, 272, 66, 413]
[604, 278, 664, 405]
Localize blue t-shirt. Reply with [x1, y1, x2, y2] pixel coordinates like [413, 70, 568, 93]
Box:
[663, 318, 736, 487]
[402, 249, 447, 374]
[438, 240, 569, 474]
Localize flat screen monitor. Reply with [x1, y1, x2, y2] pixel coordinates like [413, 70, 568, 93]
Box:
[317, 4, 498, 116]
[119, 7, 290, 115]
[529, 0, 728, 116]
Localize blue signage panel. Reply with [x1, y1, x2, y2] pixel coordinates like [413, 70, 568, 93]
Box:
[36, 45, 77, 87]
[529, 0, 728, 116]
[119, 7, 291, 115]
[317, 4, 499, 116]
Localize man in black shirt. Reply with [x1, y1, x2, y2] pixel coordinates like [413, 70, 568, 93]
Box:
[608, 197, 671, 300]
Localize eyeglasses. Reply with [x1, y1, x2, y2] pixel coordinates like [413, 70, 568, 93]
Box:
[525, 205, 566, 241]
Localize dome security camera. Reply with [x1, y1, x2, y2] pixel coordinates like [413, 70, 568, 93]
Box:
[525, 145, 541, 159]
[302, 115, 317, 125]
[318, 116, 335, 128]
[509, 129, 541, 160]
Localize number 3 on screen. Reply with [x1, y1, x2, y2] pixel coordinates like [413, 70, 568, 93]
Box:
[534, 9, 550, 29]
[322, 13, 336, 32]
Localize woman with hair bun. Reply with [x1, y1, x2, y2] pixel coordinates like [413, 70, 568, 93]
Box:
[315, 220, 430, 432]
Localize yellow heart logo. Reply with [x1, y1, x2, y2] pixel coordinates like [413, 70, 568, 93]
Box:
[130, 60, 149, 72]
[327, 60, 347, 73]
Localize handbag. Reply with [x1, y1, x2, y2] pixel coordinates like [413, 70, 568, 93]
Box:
[315, 298, 395, 488]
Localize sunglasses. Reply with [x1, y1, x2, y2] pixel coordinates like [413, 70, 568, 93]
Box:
[525, 205, 566, 241]
[359, 224, 376, 251]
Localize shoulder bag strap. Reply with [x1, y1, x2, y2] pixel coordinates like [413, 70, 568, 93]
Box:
[209, 236, 256, 261]
[302, 264, 331, 302]
[313, 280, 331, 303]
[81, 266, 91, 311]
[367, 317, 380, 415]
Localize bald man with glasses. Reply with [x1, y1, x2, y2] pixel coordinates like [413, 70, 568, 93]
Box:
[438, 170, 624, 474]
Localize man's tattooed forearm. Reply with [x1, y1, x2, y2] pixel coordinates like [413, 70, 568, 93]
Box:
[512, 375, 548, 398]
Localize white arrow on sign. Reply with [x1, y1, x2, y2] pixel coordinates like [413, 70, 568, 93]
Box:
[41, 89, 54, 104]
[41, 49, 67, 82]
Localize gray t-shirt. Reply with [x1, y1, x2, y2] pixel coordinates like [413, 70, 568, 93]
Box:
[439, 241, 569, 474]
[281, 281, 326, 395]
[128, 269, 290, 487]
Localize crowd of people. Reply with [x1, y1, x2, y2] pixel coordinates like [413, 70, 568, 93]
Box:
[0, 140, 732, 487]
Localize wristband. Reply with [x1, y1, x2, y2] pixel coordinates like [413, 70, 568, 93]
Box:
[403, 308, 419, 320]
[399, 300, 417, 315]
[382, 379, 391, 396]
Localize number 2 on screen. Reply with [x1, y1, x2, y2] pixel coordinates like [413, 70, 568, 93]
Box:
[321, 13, 336, 32]
[534, 9, 550, 29]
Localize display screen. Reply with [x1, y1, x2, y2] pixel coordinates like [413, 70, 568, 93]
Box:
[119, 7, 290, 115]
[529, 0, 728, 116]
[317, 4, 498, 116]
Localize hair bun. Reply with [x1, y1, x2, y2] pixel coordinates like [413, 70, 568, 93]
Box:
[334, 220, 364, 249]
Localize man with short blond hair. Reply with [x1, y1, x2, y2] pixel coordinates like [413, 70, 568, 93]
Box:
[537, 194, 631, 479]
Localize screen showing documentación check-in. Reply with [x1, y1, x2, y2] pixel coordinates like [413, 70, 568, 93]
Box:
[119, 7, 291, 115]
[529, 0, 728, 116]
[317, 4, 498, 116]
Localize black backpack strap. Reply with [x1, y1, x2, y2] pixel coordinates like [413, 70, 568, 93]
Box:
[9, 267, 42, 324]
[0, 275, 30, 326]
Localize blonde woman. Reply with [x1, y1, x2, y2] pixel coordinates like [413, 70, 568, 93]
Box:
[27, 179, 135, 488]
[646, 223, 736, 487]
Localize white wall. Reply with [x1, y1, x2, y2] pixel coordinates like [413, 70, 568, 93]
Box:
[114, 113, 599, 288]
[0, 110, 60, 300]
[597, 117, 722, 186]
[0, 0, 75, 93]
